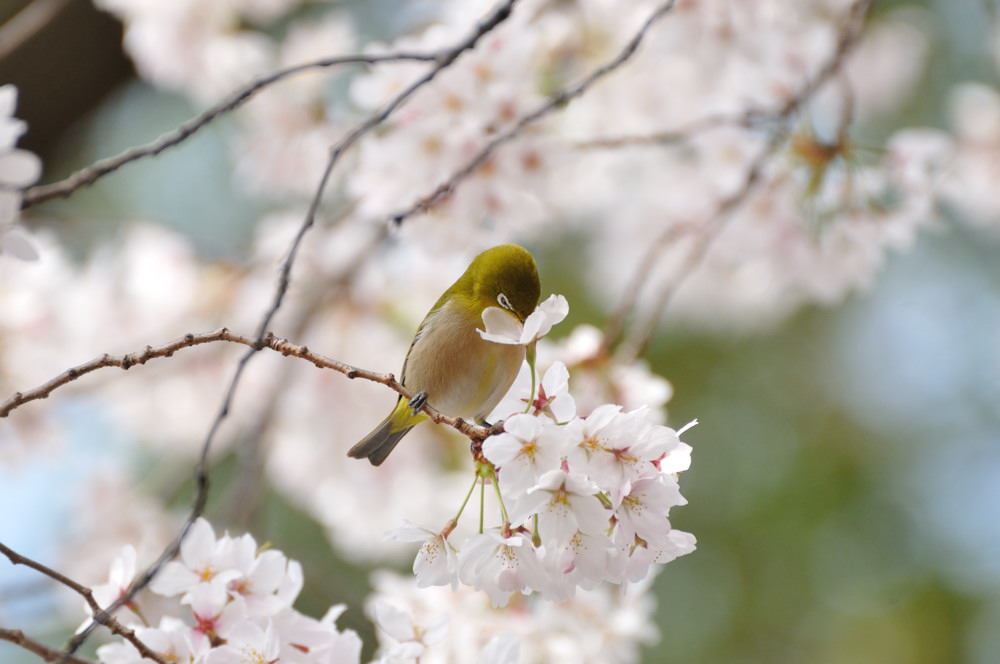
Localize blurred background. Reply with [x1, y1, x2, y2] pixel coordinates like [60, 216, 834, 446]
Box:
[2, 0, 1000, 663]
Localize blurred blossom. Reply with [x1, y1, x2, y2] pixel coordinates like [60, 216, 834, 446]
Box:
[939, 82, 1000, 227]
[92, 0, 950, 329]
[844, 8, 931, 121]
[94, 0, 278, 103]
[540, 325, 673, 421]
[369, 600, 449, 661]
[0, 84, 41, 261]
[366, 571, 659, 664]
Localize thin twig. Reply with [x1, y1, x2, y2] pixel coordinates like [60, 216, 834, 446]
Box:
[574, 110, 760, 150]
[0, 628, 93, 664]
[2, 329, 233, 417]
[0, 542, 168, 664]
[387, 0, 679, 227]
[68, 7, 519, 642]
[19, 51, 440, 209]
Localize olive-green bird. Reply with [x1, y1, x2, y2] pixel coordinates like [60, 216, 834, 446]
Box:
[348, 244, 541, 466]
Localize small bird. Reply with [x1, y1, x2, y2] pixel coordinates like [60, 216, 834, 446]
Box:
[349, 244, 541, 466]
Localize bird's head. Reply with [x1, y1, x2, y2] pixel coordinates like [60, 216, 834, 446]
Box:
[467, 244, 540, 322]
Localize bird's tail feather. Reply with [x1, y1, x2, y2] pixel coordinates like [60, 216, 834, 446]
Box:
[348, 415, 413, 466]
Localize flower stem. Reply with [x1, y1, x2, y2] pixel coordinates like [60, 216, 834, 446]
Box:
[488, 466, 510, 526]
[479, 477, 485, 534]
[454, 471, 480, 524]
[523, 340, 538, 414]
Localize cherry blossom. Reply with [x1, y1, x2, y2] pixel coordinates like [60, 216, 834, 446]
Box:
[385, 520, 459, 590]
[90, 519, 360, 664]
[479, 294, 570, 346]
[369, 601, 449, 661]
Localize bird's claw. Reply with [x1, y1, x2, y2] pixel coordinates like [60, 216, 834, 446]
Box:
[408, 391, 429, 416]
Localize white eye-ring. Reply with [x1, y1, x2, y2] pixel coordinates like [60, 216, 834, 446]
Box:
[497, 293, 513, 311]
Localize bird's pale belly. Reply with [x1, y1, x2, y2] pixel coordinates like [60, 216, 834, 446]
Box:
[403, 302, 525, 422]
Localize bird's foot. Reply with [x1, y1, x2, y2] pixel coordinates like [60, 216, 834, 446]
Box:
[408, 391, 429, 416]
[486, 419, 506, 436]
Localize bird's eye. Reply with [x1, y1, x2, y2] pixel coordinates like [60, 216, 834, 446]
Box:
[497, 293, 513, 311]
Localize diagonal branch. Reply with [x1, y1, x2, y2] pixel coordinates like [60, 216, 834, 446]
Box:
[0, 628, 94, 664]
[19, 51, 442, 209]
[0, 542, 168, 664]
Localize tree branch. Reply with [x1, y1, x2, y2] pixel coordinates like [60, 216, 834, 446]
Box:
[0, 542, 168, 664]
[574, 110, 760, 149]
[0, 628, 94, 664]
[1, 329, 231, 417]
[2, 328, 490, 440]
[19, 51, 443, 209]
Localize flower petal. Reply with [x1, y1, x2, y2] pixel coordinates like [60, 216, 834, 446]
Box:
[478, 306, 524, 344]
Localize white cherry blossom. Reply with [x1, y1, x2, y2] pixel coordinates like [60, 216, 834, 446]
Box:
[458, 530, 547, 608]
[479, 294, 569, 345]
[385, 520, 459, 590]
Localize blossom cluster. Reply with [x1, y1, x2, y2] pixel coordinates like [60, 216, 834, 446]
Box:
[83, 517, 664, 664]
[88, 519, 362, 664]
[83, 0, 960, 333]
[364, 571, 658, 664]
[391, 359, 696, 608]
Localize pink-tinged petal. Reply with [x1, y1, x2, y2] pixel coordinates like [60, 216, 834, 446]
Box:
[530, 294, 569, 338]
[660, 442, 692, 474]
[481, 635, 520, 664]
[482, 433, 525, 467]
[478, 306, 523, 344]
[422, 613, 450, 645]
[388, 642, 426, 659]
[0, 150, 41, 186]
[384, 519, 434, 543]
[0, 86, 17, 118]
[371, 601, 414, 641]
[1, 228, 38, 261]
[181, 518, 217, 570]
[148, 561, 200, 597]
